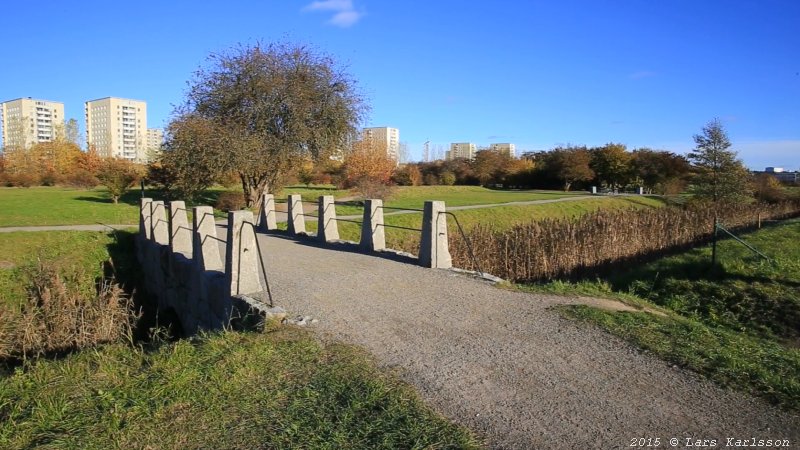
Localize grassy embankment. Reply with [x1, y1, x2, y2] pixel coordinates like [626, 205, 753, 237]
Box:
[0, 227, 479, 448]
[522, 219, 800, 410]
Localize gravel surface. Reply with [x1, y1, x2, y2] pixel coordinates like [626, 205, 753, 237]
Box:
[256, 232, 800, 448]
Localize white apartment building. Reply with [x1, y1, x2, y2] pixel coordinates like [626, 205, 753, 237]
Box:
[85, 97, 148, 162]
[146, 128, 164, 158]
[490, 143, 516, 158]
[0, 98, 65, 149]
[446, 142, 476, 160]
[362, 127, 400, 162]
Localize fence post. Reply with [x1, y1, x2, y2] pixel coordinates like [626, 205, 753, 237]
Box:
[591, 186, 597, 194]
[258, 193, 277, 232]
[226, 210, 262, 296]
[360, 199, 386, 251]
[287, 194, 306, 235]
[711, 217, 718, 267]
[419, 201, 452, 269]
[140, 197, 153, 239]
[151, 201, 169, 245]
[192, 206, 223, 272]
[168, 201, 192, 257]
[317, 195, 340, 242]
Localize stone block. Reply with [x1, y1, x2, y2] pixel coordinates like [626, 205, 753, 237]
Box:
[226, 210, 262, 296]
[140, 198, 152, 239]
[192, 206, 223, 272]
[317, 195, 340, 242]
[419, 201, 452, 269]
[151, 201, 169, 245]
[360, 199, 386, 251]
[258, 193, 278, 231]
[287, 194, 306, 235]
[169, 201, 192, 257]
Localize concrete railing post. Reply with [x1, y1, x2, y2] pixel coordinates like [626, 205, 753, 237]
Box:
[636, 186, 644, 195]
[317, 195, 339, 242]
[226, 210, 261, 296]
[419, 201, 452, 269]
[360, 199, 385, 251]
[258, 193, 277, 232]
[168, 201, 192, 257]
[591, 186, 597, 194]
[140, 197, 153, 239]
[192, 206, 223, 271]
[151, 201, 169, 245]
[287, 194, 306, 235]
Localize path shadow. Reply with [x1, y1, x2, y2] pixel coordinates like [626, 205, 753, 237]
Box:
[215, 222, 422, 267]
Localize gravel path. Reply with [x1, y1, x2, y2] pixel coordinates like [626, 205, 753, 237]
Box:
[257, 234, 799, 449]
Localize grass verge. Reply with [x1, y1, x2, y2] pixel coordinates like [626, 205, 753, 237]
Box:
[0, 329, 480, 449]
[524, 218, 800, 410]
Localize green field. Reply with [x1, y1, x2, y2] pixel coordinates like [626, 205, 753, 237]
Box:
[0, 187, 140, 227]
[0, 231, 117, 307]
[0, 185, 614, 228]
[523, 219, 800, 410]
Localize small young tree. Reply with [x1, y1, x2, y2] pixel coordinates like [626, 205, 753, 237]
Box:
[97, 158, 143, 204]
[688, 119, 751, 204]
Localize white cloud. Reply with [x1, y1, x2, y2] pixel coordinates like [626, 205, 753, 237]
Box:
[302, 0, 364, 27]
[303, 0, 352, 12]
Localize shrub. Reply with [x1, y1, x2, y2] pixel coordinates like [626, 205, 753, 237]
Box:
[96, 158, 143, 203]
[215, 191, 246, 212]
[65, 169, 100, 188]
[440, 171, 456, 186]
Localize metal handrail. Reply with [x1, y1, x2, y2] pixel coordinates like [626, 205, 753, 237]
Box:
[378, 205, 425, 212]
[439, 211, 484, 276]
[715, 223, 771, 261]
[378, 223, 422, 232]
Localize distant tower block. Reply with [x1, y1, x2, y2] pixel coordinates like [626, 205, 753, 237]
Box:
[423, 140, 430, 162]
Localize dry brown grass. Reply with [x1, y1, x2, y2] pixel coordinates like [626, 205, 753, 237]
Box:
[449, 201, 800, 282]
[0, 262, 137, 360]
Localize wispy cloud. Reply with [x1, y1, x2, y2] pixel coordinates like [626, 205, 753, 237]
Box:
[628, 70, 657, 80]
[302, 0, 364, 28]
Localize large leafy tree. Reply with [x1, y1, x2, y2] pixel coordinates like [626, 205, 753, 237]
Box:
[590, 143, 632, 190]
[630, 148, 690, 194]
[688, 119, 751, 204]
[168, 42, 367, 211]
[546, 146, 594, 191]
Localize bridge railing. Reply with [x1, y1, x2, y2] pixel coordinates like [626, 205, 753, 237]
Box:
[257, 193, 482, 271]
[138, 198, 273, 334]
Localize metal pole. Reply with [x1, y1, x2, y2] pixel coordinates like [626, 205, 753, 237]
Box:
[711, 217, 718, 266]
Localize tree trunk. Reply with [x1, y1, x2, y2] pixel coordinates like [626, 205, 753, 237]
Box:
[112, 196, 119, 204]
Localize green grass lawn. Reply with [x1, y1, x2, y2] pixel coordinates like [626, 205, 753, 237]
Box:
[0, 329, 479, 449]
[523, 218, 800, 410]
[0, 187, 140, 227]
[0, 231, 117, 308]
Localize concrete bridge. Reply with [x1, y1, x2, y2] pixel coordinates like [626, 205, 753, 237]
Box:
[135, 195, 799, 449]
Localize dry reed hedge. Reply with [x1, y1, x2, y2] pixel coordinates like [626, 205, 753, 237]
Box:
[447, 201, 800, 282]
[0, 263, 137, 360]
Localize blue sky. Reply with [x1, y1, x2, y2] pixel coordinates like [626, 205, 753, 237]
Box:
[1, 0, 798, 169]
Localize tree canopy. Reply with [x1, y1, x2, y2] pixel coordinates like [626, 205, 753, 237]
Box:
[163, 42, 367, 209]
[688, 119, 751, 204]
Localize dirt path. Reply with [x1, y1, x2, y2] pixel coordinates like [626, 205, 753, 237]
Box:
[256, 234, 799, 449]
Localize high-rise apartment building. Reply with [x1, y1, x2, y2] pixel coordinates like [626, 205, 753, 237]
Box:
[85, 97, 148, 161]
[0, 98, 65, 149]
[146, 128, 164, 159]
[490, 143, 516, 158]
[446, 142, 476, 160]
[362, 127, 400, 162]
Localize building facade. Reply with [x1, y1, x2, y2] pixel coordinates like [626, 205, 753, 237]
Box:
[446, 142, 476, 160]
[85, 97, 148, 161]
[362, 127, 400, 162]
[0, 98, 65, 149]
[146, 128, 164, 159]
[489, 142, 516, 158]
